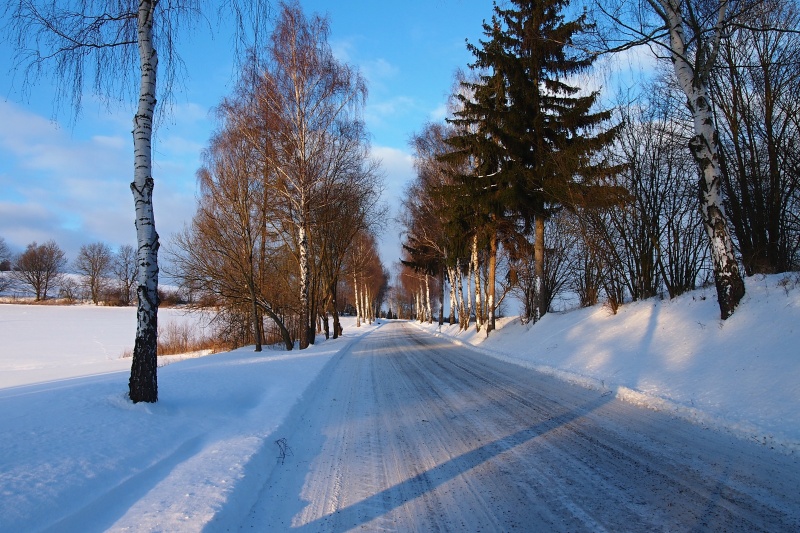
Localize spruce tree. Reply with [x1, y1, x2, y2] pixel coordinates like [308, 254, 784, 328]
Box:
[448, 0, 623, 324]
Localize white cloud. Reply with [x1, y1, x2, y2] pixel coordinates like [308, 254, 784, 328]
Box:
[365, 96, 417, 128]
[0, 101, 199, 262]
[370, 145, 415, 265]
[429, 103, 448, 122]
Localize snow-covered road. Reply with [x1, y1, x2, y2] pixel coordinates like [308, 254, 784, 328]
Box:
[223, 321, 800, 531]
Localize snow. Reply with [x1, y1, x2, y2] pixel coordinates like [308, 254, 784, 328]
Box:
[0, 273, 798, 531]
[416, 273, 800, 454]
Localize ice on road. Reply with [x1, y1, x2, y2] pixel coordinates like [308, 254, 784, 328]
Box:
[224, 322, 800, 532]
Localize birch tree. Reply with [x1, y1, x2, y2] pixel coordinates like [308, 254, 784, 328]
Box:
[597, 0, 748, 318]
[233, 2, 368, 349]
[5, 0, 269, 402]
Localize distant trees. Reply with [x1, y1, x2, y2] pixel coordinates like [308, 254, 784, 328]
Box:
[12, 241, 67, 301]
[112, 245, 137, 306]
[74, 242, 113, 304]
[0, 237, 10, 271]
[0, 237, 12, 292]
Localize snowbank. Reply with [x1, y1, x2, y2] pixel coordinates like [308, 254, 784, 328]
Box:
[413, 273, 800, 454]
[0, 307, 375, 532]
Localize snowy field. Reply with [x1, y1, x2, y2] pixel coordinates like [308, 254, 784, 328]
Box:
[0, 274, 798, 531]
[0, 305, 212, 388]
[416, 273, 800, 453]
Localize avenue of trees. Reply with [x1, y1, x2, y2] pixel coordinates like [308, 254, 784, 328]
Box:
[166, 3, 387, 353]
[398, 0, 800, 332]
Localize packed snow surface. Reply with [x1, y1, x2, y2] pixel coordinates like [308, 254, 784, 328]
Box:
[416, 274, 800, 452]
[0, 274, 798, 531]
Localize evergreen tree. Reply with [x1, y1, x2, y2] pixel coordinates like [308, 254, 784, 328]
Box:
[447, 0, 623, 324]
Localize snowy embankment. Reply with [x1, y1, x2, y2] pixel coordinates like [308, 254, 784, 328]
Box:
[414, 273, 800, 454]
[0, 306, 373, 532]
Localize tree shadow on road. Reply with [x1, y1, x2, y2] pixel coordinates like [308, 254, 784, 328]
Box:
[291, 392, 614, 532]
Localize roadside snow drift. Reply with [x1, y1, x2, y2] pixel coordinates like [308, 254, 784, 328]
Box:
[415, 273, 800, 452]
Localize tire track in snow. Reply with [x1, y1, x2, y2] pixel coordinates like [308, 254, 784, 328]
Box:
[232, 321, 800, 532]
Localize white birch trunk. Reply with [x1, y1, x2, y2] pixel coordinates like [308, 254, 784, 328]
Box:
[447, 266, 457, 325]
[658, 0, 745, 319]
[354, 272, 361, 327]
[129, 0, 159, 403]
[424, 275, 432, 324]
[363, 285, 370, 324]
[463, 259, 471, 331]
[299, 223, 310, 349]
[361, 285, 372, 324]
[455, 261, 466, 329]
[472, 234, 482, 332]
[416, 287, 423, 322]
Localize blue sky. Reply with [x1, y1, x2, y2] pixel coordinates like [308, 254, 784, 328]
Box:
[0, 0, 652, 273]
[0, 0, 495, 269]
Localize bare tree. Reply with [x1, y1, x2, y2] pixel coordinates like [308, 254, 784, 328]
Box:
[13, 240, 67, 301]
[5, 0, 269, 402]
[0, 237, 12, 292]
[74, 242, 113, 304]
[232, 2, 369, 349]
[112, 244, 137, 306]
[711, 0, 800, 274]
[596, 0, 748, 318]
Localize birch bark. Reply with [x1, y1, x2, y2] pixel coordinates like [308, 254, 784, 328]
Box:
[129, 0, 159, 403]
[354, 272, 361, 327]
[424, 275, 433, 324]
[472, 234, 482, 332]
[299, 221, 310, 349]
[656, 0, 745, 318]
[448, 266, 457, 325]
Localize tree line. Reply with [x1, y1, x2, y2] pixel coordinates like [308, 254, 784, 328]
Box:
[0, 236, 139, 305]
[166, 3, 388, 352]
[398, 0, 800, 332]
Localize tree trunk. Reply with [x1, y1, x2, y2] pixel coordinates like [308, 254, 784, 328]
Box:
[424, 275, 433, 324]
[353, 272, 361, 327]
[129, 0, 159, 404]
[455, 261, 467, 328]
[438, 267, 445, 326]
[265, 307, 293, 350]
[329, 283, 341, 339]
[447, 265, 457, 325]
[472, 233, 482, 332]
[251, 292, 262, 352]
[533, 215, 545, 323]
[298, 222, 310, 349]
[662, 0, 745, 319]
[487, 230, 497, 334]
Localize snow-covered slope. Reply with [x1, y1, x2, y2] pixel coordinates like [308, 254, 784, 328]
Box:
[415, 273, 800, 453]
